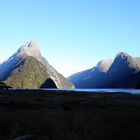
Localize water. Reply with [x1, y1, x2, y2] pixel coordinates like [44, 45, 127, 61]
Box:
[9, 88, 140, 95]
[52, 88, 140, 95]
[72, 88, 140, 95]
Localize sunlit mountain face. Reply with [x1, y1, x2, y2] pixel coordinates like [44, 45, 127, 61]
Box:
[0, 41, 74, 89]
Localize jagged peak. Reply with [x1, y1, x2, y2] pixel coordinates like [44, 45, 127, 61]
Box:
[22, 41, 39, 48]
[109, 51, 136, 70]
[115, 52, 130, 59]
[112, 52, 133, 65]
[16, 41, 41, 59]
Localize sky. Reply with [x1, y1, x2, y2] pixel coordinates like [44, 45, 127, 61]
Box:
[0, 0, 140, 77]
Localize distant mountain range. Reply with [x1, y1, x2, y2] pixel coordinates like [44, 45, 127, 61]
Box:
[0, 41, 74, 88]
[68, 52, 140, 89]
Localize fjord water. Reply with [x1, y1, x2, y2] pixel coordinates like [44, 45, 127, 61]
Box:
[38, 88, 140, 95]
[56, 88, 140, 94]
[73, 88, 140, 94]
[10, 88, 140, 95]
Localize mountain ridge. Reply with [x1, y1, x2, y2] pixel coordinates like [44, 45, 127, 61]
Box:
[68, 52, 140, 88]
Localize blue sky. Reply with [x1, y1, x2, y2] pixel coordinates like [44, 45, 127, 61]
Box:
[0, 0, 140, 76]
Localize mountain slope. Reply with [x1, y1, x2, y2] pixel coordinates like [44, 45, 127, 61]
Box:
[5, 56, 49, 88]
[0, 41, 74, 88]
[68, 59, 113, 88]
[68, 52, 140, 89]
[104, 52, 140, 88]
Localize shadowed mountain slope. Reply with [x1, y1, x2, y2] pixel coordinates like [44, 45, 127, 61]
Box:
[40, 78, 57, 88]
[68, 52, 140, 89]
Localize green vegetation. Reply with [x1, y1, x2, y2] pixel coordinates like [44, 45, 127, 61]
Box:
[5, 57, 50, 88]
[3, 56, 74, 89]
[0, 90, 139, 140]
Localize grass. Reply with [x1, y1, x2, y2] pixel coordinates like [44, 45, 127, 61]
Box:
[0, 89, 140, 140]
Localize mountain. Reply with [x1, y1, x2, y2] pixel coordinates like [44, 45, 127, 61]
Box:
[68, 59, 113, 88]
[68, 52, 140, 89]
[104, 52, 140, 88]
[0, 41, 74, 88]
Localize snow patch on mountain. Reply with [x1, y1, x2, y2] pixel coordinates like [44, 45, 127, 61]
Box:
[17, 41, 41, 60]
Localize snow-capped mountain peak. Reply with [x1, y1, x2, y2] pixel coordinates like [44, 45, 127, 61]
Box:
[17, 41, 41, 59]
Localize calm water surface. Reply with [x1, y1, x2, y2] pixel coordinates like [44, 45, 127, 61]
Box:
[56, 88, 140, 95]
[10, 88, 140, 95]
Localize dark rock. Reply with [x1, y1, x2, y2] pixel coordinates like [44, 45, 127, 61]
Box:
[40, 78, 57, 88]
